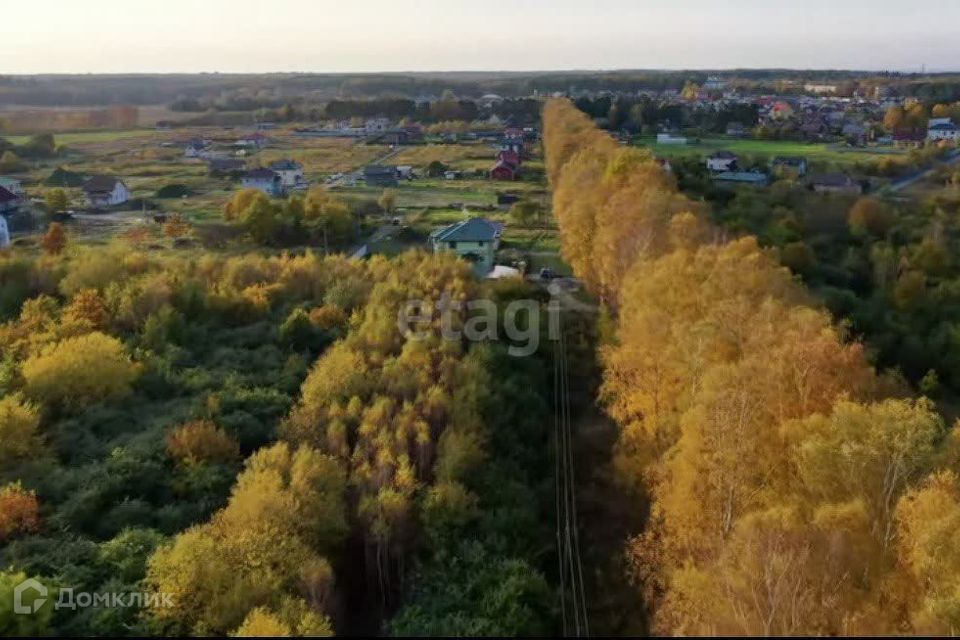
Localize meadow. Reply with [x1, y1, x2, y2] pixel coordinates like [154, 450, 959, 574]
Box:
[637, 135, 907, 166]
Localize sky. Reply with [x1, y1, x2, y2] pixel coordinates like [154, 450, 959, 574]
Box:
[2, 0, 959, 74]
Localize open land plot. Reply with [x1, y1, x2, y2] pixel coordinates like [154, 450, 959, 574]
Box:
[637, 136, 908, 166]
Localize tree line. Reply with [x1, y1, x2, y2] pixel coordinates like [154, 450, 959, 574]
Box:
[544, 98, 960, 635]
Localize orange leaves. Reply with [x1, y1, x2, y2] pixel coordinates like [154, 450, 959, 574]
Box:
[166, 420, 239, 466]
[0, 482, 40, 541]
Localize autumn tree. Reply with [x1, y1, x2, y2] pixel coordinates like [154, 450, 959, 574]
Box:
[166, 420, 239, 466]
[22, 331, 139, 410]
[0, 483, 40, 540]
[848, 196, 894, 237]
[44, 188, 70, 214]
[378, 188, 398, 214]
[41, 222, 67, 256]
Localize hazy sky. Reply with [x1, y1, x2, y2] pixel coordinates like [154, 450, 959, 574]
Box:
[3, 0, 958, 74]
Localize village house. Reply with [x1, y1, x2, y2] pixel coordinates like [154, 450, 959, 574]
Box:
[241, 168, 283, 196]
[0, 186, 22, 214]
[809, 173, 863, 195]
[928, 120, 960, 143]
[234, 133, 270, 149]
[429, 217, 504, 275]
[706, 150, 738, 172]
[82, 176, 130, 209]
[364, 165, 398, 187]
[490, 159, 519, 181]
[0, 177, 24, 197]
[269, 159, 307, 191]
[207, 158, 246, 174]
[893, 131, 925, 149]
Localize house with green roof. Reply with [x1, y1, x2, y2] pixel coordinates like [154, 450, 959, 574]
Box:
[429, 217, 504, 276]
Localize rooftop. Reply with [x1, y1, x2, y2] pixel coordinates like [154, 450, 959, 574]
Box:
[431, 217, 504, 243]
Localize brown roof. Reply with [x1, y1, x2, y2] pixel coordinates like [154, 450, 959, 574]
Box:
[82, 175, 123, 193]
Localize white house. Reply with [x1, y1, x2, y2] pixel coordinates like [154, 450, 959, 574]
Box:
[706, 151, 738, 172]
[268, 160, 307, 190]
[928, 121, 960, 142]
[0, 215, 9, 249]
[82, 176, 130, 209]
[364, 118, 390, 133]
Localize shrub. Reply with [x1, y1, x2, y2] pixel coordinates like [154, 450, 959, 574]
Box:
[0, 395, 41, 462]
[22, 332, 140, 410]
[0, 483, 40, 540]
[166, 420, 239, 466]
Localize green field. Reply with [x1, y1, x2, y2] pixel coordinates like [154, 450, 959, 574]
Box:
[637, 136, 906, 166]
[4, 129, 160, 145]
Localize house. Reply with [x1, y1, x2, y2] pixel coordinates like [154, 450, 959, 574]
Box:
[241, 168, 283, 196]
[0, 186, 22, 213]
[770, 156, 808, 177]
[809, 173, 862, 195]
[82, 176, 130, 209]
[490, 159, 519, 181]
[712, 171, 769, 187]
[893, 130, 925, 149]
[497, 150, 521, 166]
[208, 158, 246, 174]
[235, 133, 269, 149]
[184, 140, 209, 158]
[928, 121, 960, 143]
[0, 214, 9, 249]
[364, 165, 398, 187]
[706, 151, 738, 172]
[0, 177, 24, 196]
[429, 217, 504, 275]
[364, 118, 390, 133]
[269, 160, 307, 190]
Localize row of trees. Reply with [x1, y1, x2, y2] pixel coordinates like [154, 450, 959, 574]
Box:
[544, 98, 960, 635]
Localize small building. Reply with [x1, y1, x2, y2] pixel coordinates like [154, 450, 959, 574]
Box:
[770, 156, 808, 177]
[82, 176, 130, 209]
[490, 159, 519, 181]
[706, 150, 738, 172]
[208, 158, 246, 174]
[497, 150, 521, 166]
[893, 131, 925, 149]
[0, 177, 24, 197]
[809, 173, 862, 195]
[269, 159, 307, 190]
[241, 168, 283, 196]
[0, 186, 21, 214]
[430, 217, 504, 275]
[928, 121, 960, 142]
[712, 171, 769, 187]
[364, 165, 398, 187]
[235, 133, 270, 149]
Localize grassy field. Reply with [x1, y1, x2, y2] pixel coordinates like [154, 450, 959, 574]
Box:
[637, 136, 907, 166]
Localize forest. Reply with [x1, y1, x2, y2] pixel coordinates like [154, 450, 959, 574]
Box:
[543, 98, 960, 635]
[0, 241, 565, 635]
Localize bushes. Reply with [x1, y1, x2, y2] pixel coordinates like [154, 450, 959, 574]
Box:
[0, 483, 40, 541]
[166, 420, 239, 466]
[0, 395, 41, 462]
[22, 332, 140, 410]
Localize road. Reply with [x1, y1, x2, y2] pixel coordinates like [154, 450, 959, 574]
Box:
[887, 148, 960, 193]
